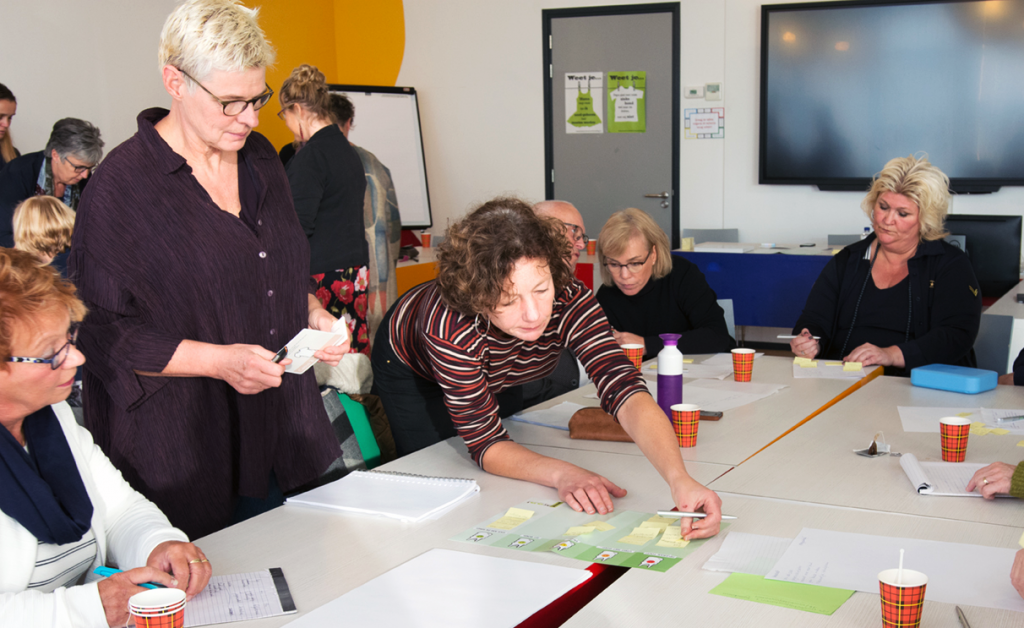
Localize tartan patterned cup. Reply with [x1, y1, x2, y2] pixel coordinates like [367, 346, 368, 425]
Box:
[586, 239, 597, 255]
[878, 568, 928, 628]
[129, 589, 186, 628]
[622, 344, 644, 369]
[939, 416, 971, 462]
[731, 348, 755, 382]
[670, 404, 701, 447]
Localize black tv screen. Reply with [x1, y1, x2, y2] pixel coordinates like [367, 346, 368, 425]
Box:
[760, 0, 1024, 192]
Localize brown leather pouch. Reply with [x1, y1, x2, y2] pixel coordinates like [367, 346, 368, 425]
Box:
[568, 407, 634, 442]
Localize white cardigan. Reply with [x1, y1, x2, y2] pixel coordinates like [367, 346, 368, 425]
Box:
[0, 403, 188, 627]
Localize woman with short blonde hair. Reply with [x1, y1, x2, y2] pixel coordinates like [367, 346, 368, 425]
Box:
[596, 207, 734, 359]
[12, 196, 75, 265]
[792, 155, 980, 374]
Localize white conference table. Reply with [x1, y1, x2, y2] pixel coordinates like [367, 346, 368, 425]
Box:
[193, 439, 732, 627]
[710, 375, 1024, 527]
[504, 354, 878, 466]
[562, 493, 1024, 628]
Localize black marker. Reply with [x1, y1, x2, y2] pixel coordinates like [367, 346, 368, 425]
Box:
[272, 347, 288, 364]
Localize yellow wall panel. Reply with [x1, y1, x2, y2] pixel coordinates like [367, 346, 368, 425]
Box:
[333, 0, 405, 86]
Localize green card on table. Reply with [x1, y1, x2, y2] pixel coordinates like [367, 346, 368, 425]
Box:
[709, 573, 854, 615]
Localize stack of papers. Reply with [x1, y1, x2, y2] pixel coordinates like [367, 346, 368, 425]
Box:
[899, 453, 1009, 497]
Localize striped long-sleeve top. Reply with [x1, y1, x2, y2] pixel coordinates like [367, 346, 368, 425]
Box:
[388, 279, 649, 465]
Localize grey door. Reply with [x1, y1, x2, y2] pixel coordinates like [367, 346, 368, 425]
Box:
[544, 4, 680, 247]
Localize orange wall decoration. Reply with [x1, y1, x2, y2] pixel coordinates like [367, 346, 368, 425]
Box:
[252, 0, 405, 151]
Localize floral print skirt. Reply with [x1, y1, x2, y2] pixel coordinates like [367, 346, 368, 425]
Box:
[312, 265, 370, 355]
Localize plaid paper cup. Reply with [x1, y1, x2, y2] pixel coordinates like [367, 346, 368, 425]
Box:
[878, 568, 927, 628]
[129, 589, 186, 628]
[670, 404, 701, 447]
[939, 417, 971, 462]
[586, 240, 597, 255]
[731, 348, 755, 382]
[622, 344, 644, 369]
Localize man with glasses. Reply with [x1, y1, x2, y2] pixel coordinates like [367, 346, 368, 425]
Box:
[0, 118, 104, 249]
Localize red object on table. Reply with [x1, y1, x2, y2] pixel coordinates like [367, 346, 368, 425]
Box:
[515, 563, 626, 628]
[400, 229, 422, 247]
[574, 262, 594, 292]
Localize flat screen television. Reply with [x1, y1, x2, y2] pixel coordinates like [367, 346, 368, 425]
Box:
[943, 214, 1022, 298]
[760, 0, 1024, 193]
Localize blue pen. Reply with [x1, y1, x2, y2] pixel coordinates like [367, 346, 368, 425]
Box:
[93, 566, 163, 589]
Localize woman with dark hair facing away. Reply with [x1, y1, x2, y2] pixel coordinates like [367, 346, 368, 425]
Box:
[0, 83, 17, 165]
[596, 207, 734, 359]
[372, 198, 722, 538]
[791, 155, 981, 375]
[279, 65, 371, 354]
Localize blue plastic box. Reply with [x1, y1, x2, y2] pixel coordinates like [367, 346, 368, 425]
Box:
[910, 364, 997, 395]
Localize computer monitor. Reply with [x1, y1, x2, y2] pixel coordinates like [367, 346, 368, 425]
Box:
[943, 215, 1022, 299]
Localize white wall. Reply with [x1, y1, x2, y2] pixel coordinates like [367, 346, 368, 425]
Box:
[1, 1, 178, 158]
[399, 0, 1024, 242]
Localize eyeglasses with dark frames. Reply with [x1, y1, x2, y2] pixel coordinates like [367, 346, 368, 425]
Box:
[7, 324, 80, 370]
[604, 248, 653, 274]
[178, 67, 274, 117]
[562, 222, 590, 246]
[60, 155, 95, 175]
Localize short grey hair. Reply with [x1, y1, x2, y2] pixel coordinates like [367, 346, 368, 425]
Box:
[44, 118, 104, 165]
[159, 0, 276, 84]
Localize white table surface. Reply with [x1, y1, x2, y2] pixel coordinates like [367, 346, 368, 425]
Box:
[562, 493, 1024, 628]
[709, 375, 1024, 526]
[504, 355, 874, 466]
[192, 439, 732, 627]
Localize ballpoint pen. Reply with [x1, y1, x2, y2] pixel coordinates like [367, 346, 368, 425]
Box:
[657, 510, 738, 520]
[995, 415, 1024, 423]
[955, 605, 971, 628]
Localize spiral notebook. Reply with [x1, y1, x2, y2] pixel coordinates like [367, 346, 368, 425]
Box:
[899, 453, 1010, 497]
[286, 470, 480, 522]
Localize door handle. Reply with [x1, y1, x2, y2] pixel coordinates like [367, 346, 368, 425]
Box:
[643, 192, 672, 199]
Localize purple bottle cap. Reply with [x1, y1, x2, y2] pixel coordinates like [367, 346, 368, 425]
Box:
[660, 333, 681, 346]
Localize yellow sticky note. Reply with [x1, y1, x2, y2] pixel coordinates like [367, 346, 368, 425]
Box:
[488, 507, 535, 530]
[1019, 530, 1024, 549]
[825, 362, 843, 367]
[640, 520, 669, 531]
[618, 526, 660, 545]
[800, 361, 818, 368]
[956, 412, 974, 418]
[971, 422, 987, 429]
[971, 427, 992, 436]
[793, 357, 812, 365]
[656, 525, 691, 549]
[1016, 440, 1024, 448]
[991, 428, 1010, 435]
[564, 526, 596, 537]
[584, 520, 616, 532]
[646, 515, 678, 526]
[843, 362, 862, 372]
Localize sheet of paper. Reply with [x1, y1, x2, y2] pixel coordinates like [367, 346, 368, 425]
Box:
[618, 526, 660, 545]
[655, 526, 690, 549]
[674, 379, 787, 413]
[897, 407, 979, 433]
[978, 408, 1024, 435]
[506, 401, 585, 431]
[767, 528, 1024, 612]
[792, 362, 865, 379]
[710, 573, 854, 616]
[702, 532, 793, 577]
[282, 328, 348, 375]
[286, 549, 591, 628]
[489, 507, 535, 530]
[702, 352, 764, 366]
[681, 364, 735, 380]
[898, 453, 993, 496]
[185, 569, 295, 627]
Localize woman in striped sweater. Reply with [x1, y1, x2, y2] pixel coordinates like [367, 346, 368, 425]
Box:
[372, 198, 722, 538]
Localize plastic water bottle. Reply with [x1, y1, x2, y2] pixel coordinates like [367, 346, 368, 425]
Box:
[657, 334, 683, 417]
[861, 227, 871, 240]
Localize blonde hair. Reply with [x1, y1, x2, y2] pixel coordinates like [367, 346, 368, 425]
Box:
[597, 207, 673, 287]
[861, 155, 951, 242]
[13, 196, 76, 260]
[158, 0, 275, 82]
[0, 248, 86, 368]
[279, 64, 334, 123]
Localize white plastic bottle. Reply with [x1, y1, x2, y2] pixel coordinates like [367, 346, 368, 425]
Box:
[657, 333, 683, 417]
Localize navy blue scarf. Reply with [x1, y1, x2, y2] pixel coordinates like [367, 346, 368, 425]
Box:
[0, 406, 93, 544]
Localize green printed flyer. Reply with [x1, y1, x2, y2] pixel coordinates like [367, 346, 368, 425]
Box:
[607, 71, 646, 133]
[451, 499, 725, 573]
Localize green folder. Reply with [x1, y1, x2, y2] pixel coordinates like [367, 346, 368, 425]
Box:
[709, 573, 854, 615]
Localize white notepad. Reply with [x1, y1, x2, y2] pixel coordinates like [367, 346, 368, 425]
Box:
[285, 470, 480, 522]
[899, 453, 1009, 497]
[285, 549, 591, 628]
[184, 569, 296, 627]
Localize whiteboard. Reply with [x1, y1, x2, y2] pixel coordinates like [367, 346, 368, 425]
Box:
[329, 85, 432, 228]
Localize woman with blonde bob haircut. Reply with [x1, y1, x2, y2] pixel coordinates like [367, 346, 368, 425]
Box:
[68, 0, 349, 539]
[371, 197, 723, 538]
[792, 155, 981, 374]
[596, 207, 734, 359]
[12, 196, 75, 266]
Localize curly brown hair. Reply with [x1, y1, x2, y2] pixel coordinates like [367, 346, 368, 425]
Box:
[436, 197, 575, 316]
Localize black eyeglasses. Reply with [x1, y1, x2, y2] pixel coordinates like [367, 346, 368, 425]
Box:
[604, 249, 653, 274]
[8, 324, 79, 370]
[563, 222, 590, 246]
[61, 155, 95, 175]
[178, 68, 274, 116]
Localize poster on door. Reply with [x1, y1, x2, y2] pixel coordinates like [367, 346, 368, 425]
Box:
[607, 71, 646, 133]
[565, 72, 603, 134]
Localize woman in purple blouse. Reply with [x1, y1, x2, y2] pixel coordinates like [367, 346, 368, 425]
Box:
[67, 0, 347, 539]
